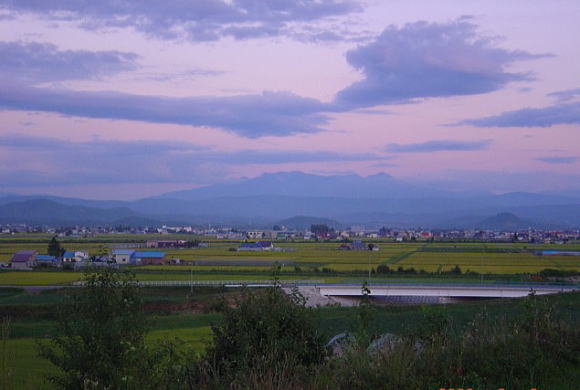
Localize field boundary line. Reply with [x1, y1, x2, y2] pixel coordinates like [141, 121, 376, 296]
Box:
[384, 251, 416, 265]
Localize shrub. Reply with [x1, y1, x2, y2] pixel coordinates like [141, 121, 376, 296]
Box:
[198, 283, 327, 388]
[39, 268, 149, 389]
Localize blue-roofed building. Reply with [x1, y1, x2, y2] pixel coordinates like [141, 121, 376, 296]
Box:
[538, 250, 580, 256]
[237, 241, 274, 252]
[62, 251, 88, 263]
[62, 252, 75, 262]
[132, 252, 166, 265]
[239, 242, 261, 251]
[36, 255, 60, 267]
[111, 249, 135, 264]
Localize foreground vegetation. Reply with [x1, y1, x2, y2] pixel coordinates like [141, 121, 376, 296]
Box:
[1, 268, 579, 389]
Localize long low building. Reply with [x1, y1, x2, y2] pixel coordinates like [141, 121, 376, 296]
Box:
[111, 250, 166, 265]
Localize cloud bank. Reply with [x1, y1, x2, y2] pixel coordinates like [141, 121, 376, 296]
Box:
[0, 19, 550, 138]
[0, 86, 333, 138]
[0, 0, 362, 42]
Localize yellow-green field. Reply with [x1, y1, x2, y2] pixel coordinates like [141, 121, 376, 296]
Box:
[1, 235, 580, 282]
[398, 251, 580, 273]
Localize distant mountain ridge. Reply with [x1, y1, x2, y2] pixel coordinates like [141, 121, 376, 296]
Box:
[476, 212, 533, 230]
[1, 172, 580, 228]
[157, 171, 450, 200]
[0, 199, 136, 225]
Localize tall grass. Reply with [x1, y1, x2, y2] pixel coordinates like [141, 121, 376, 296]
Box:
[1, 317, 14, 390]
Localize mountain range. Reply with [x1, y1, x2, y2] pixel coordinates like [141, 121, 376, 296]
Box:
[1, 172, 579, 229]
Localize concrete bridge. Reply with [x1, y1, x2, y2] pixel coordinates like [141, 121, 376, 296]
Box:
[311, 283, 579, 299]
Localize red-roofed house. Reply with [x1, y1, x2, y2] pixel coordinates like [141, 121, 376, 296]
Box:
[10, 250, 37, 270]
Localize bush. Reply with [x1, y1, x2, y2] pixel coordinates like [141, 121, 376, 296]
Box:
[39, 268, 150, 389]
[198, 283, 327, 388]
[311, 293, 580, 390]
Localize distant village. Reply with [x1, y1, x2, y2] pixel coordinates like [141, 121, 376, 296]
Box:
[1, 222, 579, 244]
[2, 221, 580, 271]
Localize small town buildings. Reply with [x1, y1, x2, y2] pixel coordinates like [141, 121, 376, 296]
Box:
[247, 231, 264, 239]
[10, 250, 37, 270]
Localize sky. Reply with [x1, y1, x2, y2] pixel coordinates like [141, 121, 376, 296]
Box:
[0, 0, 579, 199]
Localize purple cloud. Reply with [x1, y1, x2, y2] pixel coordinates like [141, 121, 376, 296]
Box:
[335, 19, 550, 108]
[0, 41, 137, 83]
[385, 139, 491, 153]
[0, 0, 363, 42]
[459, 102, 580, 128]
[547, 88, 580, 102]
[0, 84, 333, 138]
[535, 156, 578, 164]
[0, 19, 554, 138]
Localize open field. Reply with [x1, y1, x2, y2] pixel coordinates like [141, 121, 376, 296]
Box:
[399, 251, 580, 273]
[2, 321, 214, 389]
[1, 236, 580, 285]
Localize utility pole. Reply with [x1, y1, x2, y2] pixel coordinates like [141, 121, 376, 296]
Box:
[190, 261, 194, 295]
[368, 247, 372, 282]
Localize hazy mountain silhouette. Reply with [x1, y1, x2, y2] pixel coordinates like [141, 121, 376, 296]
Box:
[0, 199, 136, 225]
[476, 212, 532, 230]
[2, 172, 580, 228]
[277, 216, 342, 230]
[157, 171, 447, 200]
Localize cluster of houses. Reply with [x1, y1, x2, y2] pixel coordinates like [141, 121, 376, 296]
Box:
[2, 222, 580, 244]
[7, 250, 92, 270]
[6, 249, 170, 270]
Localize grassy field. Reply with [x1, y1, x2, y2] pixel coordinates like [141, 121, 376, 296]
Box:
[2, 320, 214, 389]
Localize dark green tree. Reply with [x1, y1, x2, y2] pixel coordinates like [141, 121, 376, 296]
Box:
[310, 224, 332, 236]
[47, 236, 65, 257]
[39, 268, 148, 389]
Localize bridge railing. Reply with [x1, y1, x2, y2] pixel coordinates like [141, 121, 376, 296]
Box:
[72, 279, 324, 287]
